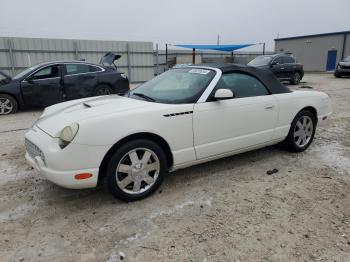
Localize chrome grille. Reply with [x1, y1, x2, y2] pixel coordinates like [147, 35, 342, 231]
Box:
[25, 138, 45, 164]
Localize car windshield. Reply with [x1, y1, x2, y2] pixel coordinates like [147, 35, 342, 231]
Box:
[12, 65, 39, 80]
[248, 56, 273, 66]
[129, 68, 216, 104]
[344, 56, 350, 62]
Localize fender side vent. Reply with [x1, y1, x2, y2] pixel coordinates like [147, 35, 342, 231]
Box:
[163, 111, 193, 117]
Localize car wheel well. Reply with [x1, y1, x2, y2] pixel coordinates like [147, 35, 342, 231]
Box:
[97, 132, 173, 186]
[94, 83, 113, 94]
[298, 106, 317, 123]
[0, 93, 20, 109]
[95, 83, 112, 88]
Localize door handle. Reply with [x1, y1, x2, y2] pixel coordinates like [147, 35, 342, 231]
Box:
[264, 105, 274, 110]
[82, 75, 95, 79]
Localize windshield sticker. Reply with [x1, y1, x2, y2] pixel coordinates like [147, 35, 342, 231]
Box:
[189, 69, 210, 75]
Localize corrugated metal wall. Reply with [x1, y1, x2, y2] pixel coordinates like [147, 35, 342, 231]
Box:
[275, 33, 350, 71]
[0, 37, 154, 83]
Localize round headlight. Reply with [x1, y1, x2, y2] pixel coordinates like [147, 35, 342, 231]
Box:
[59, 123, 79, 148]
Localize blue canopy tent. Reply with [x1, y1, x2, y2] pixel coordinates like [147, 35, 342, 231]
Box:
[175, 44, 253, 52]
[172, 43, 255, 64]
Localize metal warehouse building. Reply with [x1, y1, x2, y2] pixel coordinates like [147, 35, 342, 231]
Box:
[275, 31, 350, 71]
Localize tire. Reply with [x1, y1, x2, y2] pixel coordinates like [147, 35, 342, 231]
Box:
[285, 110, 316, 152]
[291, 72, 301, 85]
[0, 94, 18, 115]
[94, 85, 113, 96]
[334, 73, 341, 78]
[104, 139, 168, 201]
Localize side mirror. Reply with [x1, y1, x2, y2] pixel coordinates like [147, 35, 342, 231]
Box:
[270, 61, 277, 67]
[26, 78, 34, 84]
[214, 89, 234, 100]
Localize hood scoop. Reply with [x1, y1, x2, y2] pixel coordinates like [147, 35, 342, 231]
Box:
[80, 95, 123, 108]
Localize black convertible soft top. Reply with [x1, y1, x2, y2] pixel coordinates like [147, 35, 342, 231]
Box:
[194, 63, 291, 94]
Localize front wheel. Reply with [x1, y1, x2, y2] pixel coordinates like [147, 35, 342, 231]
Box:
[285, 110, 316, 152]
[291, 72, 301, 85]
[105, 139, 168, 201]
[0, 94, 18, 115]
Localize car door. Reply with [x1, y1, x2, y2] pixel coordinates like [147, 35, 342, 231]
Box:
[270, 56, 287, 79]
[282, 56, 296, 78]
[21, 64, 63, 107]
[193, 72, 278, 159]
[63, 63, 100, 100]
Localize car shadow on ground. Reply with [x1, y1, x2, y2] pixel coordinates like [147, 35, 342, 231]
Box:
[35, 143, 289, 208]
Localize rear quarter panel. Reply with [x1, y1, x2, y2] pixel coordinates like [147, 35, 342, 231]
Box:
[97, 70, 129, 95]
[273, 90, 331, 139]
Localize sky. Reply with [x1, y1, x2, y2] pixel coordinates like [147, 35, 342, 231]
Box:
[0, 0, 349, 51]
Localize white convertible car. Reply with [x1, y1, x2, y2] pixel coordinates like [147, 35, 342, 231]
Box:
[25, 63, 332, 201]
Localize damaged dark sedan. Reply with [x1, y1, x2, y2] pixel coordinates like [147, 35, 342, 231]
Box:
[0, 53, 129, 115]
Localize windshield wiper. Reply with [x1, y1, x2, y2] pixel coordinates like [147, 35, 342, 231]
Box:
[132, 92, 155, 102]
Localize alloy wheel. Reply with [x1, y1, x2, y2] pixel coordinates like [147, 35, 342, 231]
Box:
[0, 98, 13, 115]
[293, 115, 313, 147]
[294, 73, 301, 84]
[116, 148, 160, 194]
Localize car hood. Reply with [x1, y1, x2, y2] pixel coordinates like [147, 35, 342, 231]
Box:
[36, 95, 155, 137]
[0, 70, 12, 85]
[339, 61, 350, 66]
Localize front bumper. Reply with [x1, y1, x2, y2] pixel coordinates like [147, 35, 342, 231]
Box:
[25, 152, 99, 189]
[335, 68, 350, 76]
[25, 126, 109, 189]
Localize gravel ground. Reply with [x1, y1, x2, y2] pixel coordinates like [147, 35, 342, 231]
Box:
[0, 74, 350, 262]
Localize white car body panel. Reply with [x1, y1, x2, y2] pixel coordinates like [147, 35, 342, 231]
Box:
[25, 66, 332, 189]
[193, 94, 278, 159]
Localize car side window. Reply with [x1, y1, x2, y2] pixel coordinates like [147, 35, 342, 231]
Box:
[273, 56, 284, 65]
[283, 56, 295, 64]
[88, 65, 102, 72]
[214, 72, 269, 99]
[65, 64, 98, 75]
[31, 65, 60, 80]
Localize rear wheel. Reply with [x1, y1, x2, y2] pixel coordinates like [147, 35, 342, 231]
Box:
[94, 85, 112, 96]
[0, 94, 18, 115]
[105, 139, 168, 201]
[285, 110, 316, 152]
[291, 72, 301, 85]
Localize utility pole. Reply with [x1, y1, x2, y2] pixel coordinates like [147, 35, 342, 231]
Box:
[165, 43, 168, 70]
[156, 43, 159, 75]
[192, 48, 196, 64]
[259, 42, 266, 55]
[263, 42, 266, 55]
[217, 34, 220, 45]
